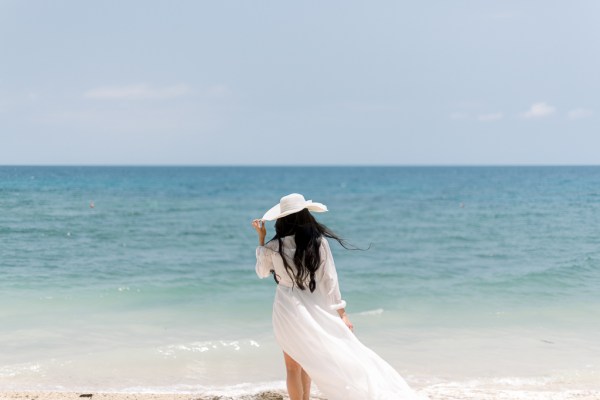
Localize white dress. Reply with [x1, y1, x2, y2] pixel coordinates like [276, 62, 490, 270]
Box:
[255, 236, 421, 400]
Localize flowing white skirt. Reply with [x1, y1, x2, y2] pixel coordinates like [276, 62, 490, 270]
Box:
[272, 285, 421, 400]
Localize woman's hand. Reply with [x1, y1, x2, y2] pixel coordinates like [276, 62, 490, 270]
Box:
[341, 314, 354, 332]
[337, 308, 354, 332]
[252, 219, 267, 246]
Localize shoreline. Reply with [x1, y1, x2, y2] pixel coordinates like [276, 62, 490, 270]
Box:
[0, 392, 294, 400]
[2, 388, 600, 400]
[0, 392, 298, 400]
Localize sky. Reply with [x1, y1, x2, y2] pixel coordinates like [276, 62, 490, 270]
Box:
[1, 1, 599, 165]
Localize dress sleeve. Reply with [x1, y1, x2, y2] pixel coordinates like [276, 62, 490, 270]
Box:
[319, 238, 347, 311]
[255, 246, 275, 279]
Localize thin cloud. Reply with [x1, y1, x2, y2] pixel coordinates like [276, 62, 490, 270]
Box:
[84, 84, 191, 100]
[567, 108, 593, 120]
[521, 102, 556, 119]
[477, 112, 503, 122]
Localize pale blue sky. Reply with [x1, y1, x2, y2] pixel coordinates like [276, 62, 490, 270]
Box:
[1, 1, 598, 165]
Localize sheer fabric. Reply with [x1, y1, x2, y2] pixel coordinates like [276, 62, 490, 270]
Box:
[256, 236, 421, 400]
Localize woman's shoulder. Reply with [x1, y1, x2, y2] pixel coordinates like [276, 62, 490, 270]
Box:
[264, 235, 294, 251]
[319, 236, 331, 248]
[264, 240, 279, 251]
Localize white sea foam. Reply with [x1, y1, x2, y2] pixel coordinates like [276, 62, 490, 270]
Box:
[423, 387, 600, 400]
[0, 363, 42, 378]
[419, 373, 600, 398]
[356, 308, 384, 316]
[120, 381, 288, 396]
[156, 339, 262, 357]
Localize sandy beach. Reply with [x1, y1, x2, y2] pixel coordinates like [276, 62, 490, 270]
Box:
[0, 393, 294, 400]
[0, 392, 291, 400]
[2, 388, 600, 400]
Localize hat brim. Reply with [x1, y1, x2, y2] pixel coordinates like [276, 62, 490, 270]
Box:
[261, 201, 328, 221]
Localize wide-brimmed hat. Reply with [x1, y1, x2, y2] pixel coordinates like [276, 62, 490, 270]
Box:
[261, 193, 328, 221]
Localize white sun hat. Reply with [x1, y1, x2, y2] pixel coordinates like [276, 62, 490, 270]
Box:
[261, 193, 328, 221]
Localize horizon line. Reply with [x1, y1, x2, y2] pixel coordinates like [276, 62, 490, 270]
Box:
[2, 163, 600, 168]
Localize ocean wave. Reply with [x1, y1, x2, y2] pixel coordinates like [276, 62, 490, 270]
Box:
[0, 362, 42, 378]
[455, 258, 599, 295]
[420, 374, 600, 400]
[156, 339, 261, 357]
[120, 381, 288, 396]
[356, 308, 384, 316]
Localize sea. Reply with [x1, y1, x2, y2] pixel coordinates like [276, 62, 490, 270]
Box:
[1, 166, 599, 398]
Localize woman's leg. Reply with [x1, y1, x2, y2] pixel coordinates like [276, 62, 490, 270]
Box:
[283, 352, 305, 400]
[301, 368, 312, 400]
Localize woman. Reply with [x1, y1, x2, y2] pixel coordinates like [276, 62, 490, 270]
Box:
[252, 193, 421, 400]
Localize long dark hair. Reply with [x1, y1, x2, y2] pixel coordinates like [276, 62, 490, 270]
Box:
[268, 208, 352, 292]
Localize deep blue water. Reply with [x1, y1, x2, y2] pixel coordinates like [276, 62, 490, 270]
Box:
[2, 166, 600, 317]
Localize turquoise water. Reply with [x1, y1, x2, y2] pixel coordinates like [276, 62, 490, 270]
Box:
[1, 166, 599, 394]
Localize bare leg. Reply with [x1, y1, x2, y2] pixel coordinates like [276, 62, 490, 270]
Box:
[301, 368, 312, 400]
[283, 352, 304, 400]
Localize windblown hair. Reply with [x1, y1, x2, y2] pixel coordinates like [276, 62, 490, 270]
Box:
[268, 208, 352, 292]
